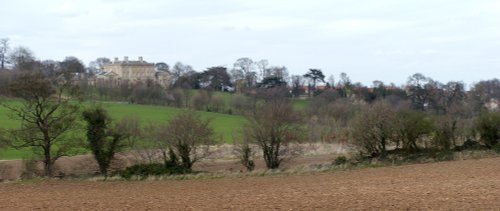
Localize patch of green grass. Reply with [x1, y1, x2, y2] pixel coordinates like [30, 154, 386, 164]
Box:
[0, 148, 33, 160]
[99, 102, 246, 142]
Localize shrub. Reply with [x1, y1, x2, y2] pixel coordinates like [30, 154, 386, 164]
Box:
[83, 107, 127, 179]
[193, 91, 210, 111]
[454, 139, 487, 151]
[352, 101, 396, 157]
[474, 111, 500, 147]
[395, 109, 434, 152]
[333, 156, 347, 165]
[118, 163, 187, 180]
[433, 116, 459, 150]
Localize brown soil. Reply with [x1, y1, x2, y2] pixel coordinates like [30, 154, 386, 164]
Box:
[1, 157, 500, 210]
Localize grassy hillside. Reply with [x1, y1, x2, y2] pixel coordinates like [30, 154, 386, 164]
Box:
[0, 100, 247, 160]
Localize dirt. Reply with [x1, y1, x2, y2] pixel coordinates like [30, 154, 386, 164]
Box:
[1, 157, 500, 210]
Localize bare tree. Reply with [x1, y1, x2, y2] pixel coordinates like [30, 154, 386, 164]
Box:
[0, 38, 9, 69]
[210, 95, 225, 112]
[1, 72, 80, 177]
[193, 90, 210, 111]
[40, 60, 60, 78]
[233, 57, 257, 87]
[327, 74, 335, 89]
[88, 57, 111, 74]
[291, 75, 305, 98]
[8, 46, 35, 71]
[171, 62, 194, 84]
[163, 111, 214, 170]
[233, 132, 256, 171]
[244, 98, 303, 169]
[265, 66, 289, 84]
[352, 101, 397, 157]
[256, 59, 269, 81]
[115, 115, 142, 148]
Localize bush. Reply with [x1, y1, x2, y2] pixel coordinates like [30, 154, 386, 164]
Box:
[333, 156, 347, 165]
[474, 112, 500, 147]
[395, 109, 434, 152]
[352, 101, 396, 157]
[118, 163, 187, 180]
[454, 139, 487, 151]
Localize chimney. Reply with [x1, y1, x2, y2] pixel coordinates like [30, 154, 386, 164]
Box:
[124, 56, 128, 63]
[138, 56, 143, 62]
[114, 57, 119, 63]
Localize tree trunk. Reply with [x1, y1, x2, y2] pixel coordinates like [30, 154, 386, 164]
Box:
[43, 144, 53, 177]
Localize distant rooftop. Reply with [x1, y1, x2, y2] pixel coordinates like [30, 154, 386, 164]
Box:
[106, 56, 153, 65]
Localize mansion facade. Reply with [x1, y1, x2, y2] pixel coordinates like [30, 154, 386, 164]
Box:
[95, 56, 171, 87]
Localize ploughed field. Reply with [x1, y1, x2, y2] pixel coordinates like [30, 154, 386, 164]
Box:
[1, 157, 500, 210]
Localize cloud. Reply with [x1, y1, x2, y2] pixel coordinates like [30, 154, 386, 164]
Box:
[0, 0, 498, 86]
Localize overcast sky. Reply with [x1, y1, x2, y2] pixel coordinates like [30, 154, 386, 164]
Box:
[1, 0, 499, 86]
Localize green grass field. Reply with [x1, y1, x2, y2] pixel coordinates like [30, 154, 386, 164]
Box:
[0, 100, 247, 160]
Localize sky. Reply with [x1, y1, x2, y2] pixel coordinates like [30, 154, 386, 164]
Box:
[1, 0, 499, 86]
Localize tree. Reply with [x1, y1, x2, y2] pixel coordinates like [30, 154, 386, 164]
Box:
[256, 59, 269, 81]
[163, 111, 214, 170]
[244, 98, 303, 169]
[2, 72, 80, 176]
[40, 60, 60, 78]
[233, 57, 257, 87]
[406, 73, 434, 111]
[474, 111, 500, 147]
[88, 57, 111, 74]
[428, 81, 466, 115]
[395, 109, 434, 151]
[266, 66, 289, 84]
[115, 115, 142, 149]
[259, 76, 287, 88]
[193, 90, 210, 111]
[291, 75, 305, 97]
[9, 46, 35, 71]
[210, 95, 225, 113]
[82, 107, 127, 178]
[201, 66, 231, 91]
[0, 38, 9, 69]
[433, 115, 459, 150]
[469, 79, 500, 113]
[155, 62, 170, 72]
[60, 56, 85, 74]
[303, 69, 325, 96]
[173, 70, 200, 90]
[352, 101, 396, 157]
[327, 74, 335, 89]
[337, 72, 352, 98]
[233, 134, 255, 171]
[171, 62, 194, 84]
